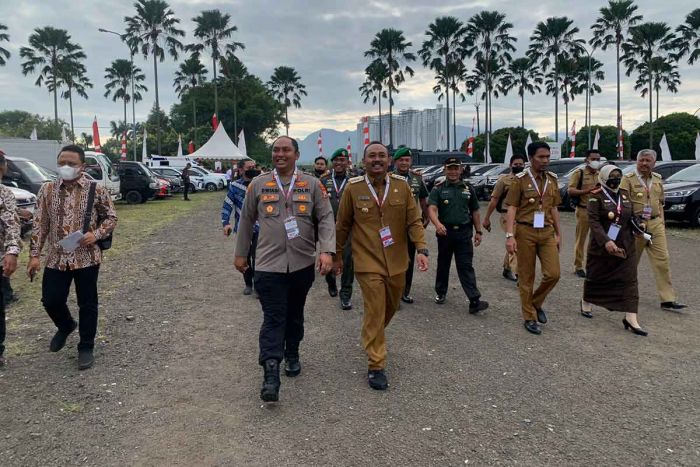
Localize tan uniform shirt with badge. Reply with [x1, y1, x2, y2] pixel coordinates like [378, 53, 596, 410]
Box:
[619, 171, 664, 219]
[335, 173, 427, 276]
[491, 173, 516, 212]
[568, 168, 599, 205]
[505, 169, 561, 225]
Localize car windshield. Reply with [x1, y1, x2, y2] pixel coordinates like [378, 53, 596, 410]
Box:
[665, 164, 700, 183]
[13, 160, 51, 183]
[471, 164, 498, 176]
[190, 167, 207, 176]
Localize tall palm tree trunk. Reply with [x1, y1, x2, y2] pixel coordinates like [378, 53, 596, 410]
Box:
[554, 65, 559, 142]
[648, 63, 653, 148]
[388, 85, 393, 148]
[521, 91, 525, 128]
[68, 89, 74, 139]
[485, 55, 491, 161]
[52, 49, 58, 124]
[476, 103, 480, 135]
[153, 51, 161, 155]
[655, 87, 659, 121]
[616, 39, 621, 143]
[123, 98, 128, 138]
[213, 56, 218, 116]
[192, 96, 197, 148]
[452, 86, 457, 151]
[285, 104, 289, 136]
[378, 92, 383, 143]
[233, 87, 238, 144]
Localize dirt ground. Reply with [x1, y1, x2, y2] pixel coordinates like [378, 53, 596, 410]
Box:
[1, 193, 698, 466]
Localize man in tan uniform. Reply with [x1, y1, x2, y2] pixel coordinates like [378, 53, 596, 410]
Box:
[620, 149, 686, 312]
[505, 142, 562, 335]
[335, 141, 428, 390]
[568, 149, 603, 278]
[483, 154, 525, 282]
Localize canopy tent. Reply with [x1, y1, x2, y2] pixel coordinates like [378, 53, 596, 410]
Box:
[188, 122, 247, 160]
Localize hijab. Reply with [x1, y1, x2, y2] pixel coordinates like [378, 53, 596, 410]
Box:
[598, 165, 623, 193]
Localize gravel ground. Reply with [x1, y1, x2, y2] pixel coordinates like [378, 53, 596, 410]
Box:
[1, 198, 698, 466]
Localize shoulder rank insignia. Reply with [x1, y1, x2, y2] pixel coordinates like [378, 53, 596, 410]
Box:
[348, 176, 364, 184]
[652, 172, 662, 179]
[516, 171, 527, 178]
[547, 171, 558, 179]
[390, 173, 407, 181]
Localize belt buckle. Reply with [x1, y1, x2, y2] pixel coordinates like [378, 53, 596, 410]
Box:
[452, 225, 459, 230]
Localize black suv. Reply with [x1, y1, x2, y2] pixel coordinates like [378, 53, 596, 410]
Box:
[663, 163, 700, 226]
[116, 161, 158, 203]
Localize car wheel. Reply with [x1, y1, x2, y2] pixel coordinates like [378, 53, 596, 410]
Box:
[125, 190, 143, 204]
[189, 183, 197, 193]
[691, 206, 700, 227]
[205, 182, 217, 192]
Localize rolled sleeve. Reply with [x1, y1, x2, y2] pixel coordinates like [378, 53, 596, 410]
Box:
[234, 183, 257, 258]
[313, 180, 336, 254]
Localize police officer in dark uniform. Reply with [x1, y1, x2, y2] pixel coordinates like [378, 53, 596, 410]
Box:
[392, 147, 429, 304]
[427, 157, 488, 313]
[320, 148, 354, 309]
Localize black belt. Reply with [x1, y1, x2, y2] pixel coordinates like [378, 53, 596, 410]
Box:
[444, 223, 471, 231]
[517, 221, 553, 228]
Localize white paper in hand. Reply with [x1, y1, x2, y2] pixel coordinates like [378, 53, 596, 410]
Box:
[58, 231, 84, 252]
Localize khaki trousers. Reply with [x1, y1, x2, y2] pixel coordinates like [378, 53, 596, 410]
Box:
[356, 272, 405, 370]
[515, 225, 561, 321]
[500, 215, 517, 274]
[573, 206, 590, 270]
[635, 217, 676, 303]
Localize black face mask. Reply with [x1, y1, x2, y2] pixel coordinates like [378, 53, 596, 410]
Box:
[512, 166, 524, 174]
[244, 169, 261, 179]
[606, 178, 621, 190]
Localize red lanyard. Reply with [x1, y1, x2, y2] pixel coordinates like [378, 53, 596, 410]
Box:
[364, 175, 389, 209]
[527, 169, 549, 208]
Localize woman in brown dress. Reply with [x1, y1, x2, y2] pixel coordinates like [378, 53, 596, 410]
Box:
[581, 165, 647, 336]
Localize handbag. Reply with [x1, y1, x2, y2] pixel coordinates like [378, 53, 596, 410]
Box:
[83, 182, 113, 250]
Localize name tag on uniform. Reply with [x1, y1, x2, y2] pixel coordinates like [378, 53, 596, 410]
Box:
[379, 226, 394, 248]
[284, 216, 299, 239]
[533, 211, 545, 228]
[608, 223, 621, 241]
[642, 205, 652, 220]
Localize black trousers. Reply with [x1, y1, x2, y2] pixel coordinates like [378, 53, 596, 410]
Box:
[1, 275, 13, 305]
[405, 239, 416, 295]
[42, 266, 100, 351]
[0, 268, 5, 355]
[255, 265, 315, 365]
[324, 235, 354, 300]
[243, 231, 259, 287]
[183, 180, 190, 199]
[435, 228, 481, 302]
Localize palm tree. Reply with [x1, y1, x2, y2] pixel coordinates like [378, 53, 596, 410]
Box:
[465, 57, 509, 136]
[591, 1, 643, 140]
[675, 9, 700, 65]
[0, 24, 10, 66]
[109, 120, 130, 139]
[575, 55, 605, 132]
[104, 58, 147, 145]
[359, 60, 389, 143]
[463, 11, 516, 159]
[528, 17, 585, 142]
[80, 132, 93, 149]
[365, 28, 416, 148]
[219, 51, 245, 141]
[502, 57, 543, 128]
[190, 9, 244, 116]
[125, 0, 185, 155]
[19, 26, 85, 124]
[173, 53, 207, 145]
[544, 58, 582, 152]
[420, 16, 467, 151]
[52, 58, 92, 139]
[267, 66, 307, 136]
[432, 61, 466, 150]
[622, 22, 677, 147]
[633, 56, 680, 120]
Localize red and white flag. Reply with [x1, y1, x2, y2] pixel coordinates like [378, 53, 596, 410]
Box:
[466, 117, 475, 157]
[92, 117, 101, 152]
[211, 113, 219, 129]
[317, 131, 323, 155]
[569, 120, 576, 158]
[120, 131, 127, 160]
[617, 115, 624, 160]
[362, 116, 370, 148]
[346, 137, 352, 165]
[188, 140, 195, 154]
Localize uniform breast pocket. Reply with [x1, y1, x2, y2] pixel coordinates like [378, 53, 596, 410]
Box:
[292, 193, 312, 216]
[355, 200, 374, 216]
[523, 189, 538, 206]
[261, 194, 280, 217]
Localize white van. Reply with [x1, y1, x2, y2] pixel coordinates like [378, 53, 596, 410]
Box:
[84, 151, 121, 200]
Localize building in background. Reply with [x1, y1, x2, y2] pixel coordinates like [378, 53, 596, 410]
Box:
[356, 105, 449, 152]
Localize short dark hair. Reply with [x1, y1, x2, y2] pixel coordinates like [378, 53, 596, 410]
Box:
[237, 158, 254, 169]
[0, 153, 6, 166]
[510, 154, 526, 164]
[585, 149, 601, 158]
[314, 156, 327, 164]
[363, 140, 386, 157]
[58, 144, 85, 163]
[273, 135, 299, 153]
[527, 141, 550, 158]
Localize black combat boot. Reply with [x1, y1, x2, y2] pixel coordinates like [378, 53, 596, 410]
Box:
[260, 359, 281, 402]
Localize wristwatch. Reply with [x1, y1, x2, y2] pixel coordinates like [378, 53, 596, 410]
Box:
[417, 248, 429, 257]
[505, 232, 515, 239]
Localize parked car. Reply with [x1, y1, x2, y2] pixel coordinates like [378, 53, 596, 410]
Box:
[116, 161, 159, 204]
[6, 185, 36, 236]
[83, 151, 121, 201]
[425, 163, 494, 192]
[621, 160, 697, 180]
[2, 156, 52, 194]
[476, 165, 510, 200]
[149, 167, 184, 193]
[151, 167, 203, 193]
[153, 178, 172, 199]
[188, 166, 225, 191]
[663, 163, 700, 226]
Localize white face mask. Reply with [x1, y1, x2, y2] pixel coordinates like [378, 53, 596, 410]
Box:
[588, 160, 603, 171]
[57, 165, 81, 181]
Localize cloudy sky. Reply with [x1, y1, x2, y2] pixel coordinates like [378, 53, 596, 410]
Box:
[0, 0, 698, 143]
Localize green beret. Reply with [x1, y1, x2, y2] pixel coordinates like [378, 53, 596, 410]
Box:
[330, 148, 349, 161]
[392, 147, 412, 160]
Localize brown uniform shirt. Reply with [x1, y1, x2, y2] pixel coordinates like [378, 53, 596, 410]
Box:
[619, 170, 664, 218]
[568, 167, 599, 205]
[335, 173, 427, 276]
[505, 169, 561, 225]
[491, 173, 516, 211]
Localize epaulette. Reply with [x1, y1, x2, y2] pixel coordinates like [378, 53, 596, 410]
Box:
[348, 176, 364, 184]
[652, 172, 662, 179]
[410, 169, 422, 177]
[433, 176, 446, 187]
[624, 172, 635, 178]
[547, 171, 558, 179]
[516, 171, 527, 178]
[390, 173, 407, 181]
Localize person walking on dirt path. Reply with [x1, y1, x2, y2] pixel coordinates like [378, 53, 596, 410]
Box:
[483, 154, 525, 283]
[222, 158, 260, 296]
[504, 142, 562, 336]
[181, 163, 192, 201]
[0, 150, 22, 367]
[334, 141, 428, 391]
[235, 136, 336, 403]
[27, 145, 118, 370]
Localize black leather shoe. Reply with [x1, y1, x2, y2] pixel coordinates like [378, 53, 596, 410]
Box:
[340, 298, 352, 310]
[367, 369, 388, 390]
[502, 269, 518, 282]
[469, 300, 489, 314]
[535, 307, 548, 324]
[49, 320, 77, 352]
[660, 301, 687, 312]
[284, 357, 301, 377]
[524, 320, 541, 335]
[623, 318, 648, 336]
[78, 349, 94, 370]
[328, 284, 338, 298]
[435, 294, 446, 305]
[260, 359, 281, 402]
[243, 286, 253, 295]
[401, 294, 414, 304]
[575, 269, 587, 278]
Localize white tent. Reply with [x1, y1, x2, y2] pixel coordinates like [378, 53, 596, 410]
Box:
[188, 122, 246, 160]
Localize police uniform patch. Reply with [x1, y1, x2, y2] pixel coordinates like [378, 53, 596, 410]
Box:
[299, 204, 307, 212]
[349, 176, 364, 184]
[295, 181, 308, 187]
[265, 181, 276, 187]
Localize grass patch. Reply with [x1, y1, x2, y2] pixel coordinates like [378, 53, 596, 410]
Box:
[59, 401, 84, 413]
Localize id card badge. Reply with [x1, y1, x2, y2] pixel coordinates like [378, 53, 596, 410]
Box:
[607, 223, 621, 241]
[533, 211, 545, 228]
[284, 216, 300, 239]
[379, 226, 394, 248]
[642, 205, 652, 220]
